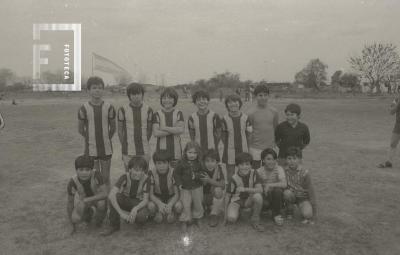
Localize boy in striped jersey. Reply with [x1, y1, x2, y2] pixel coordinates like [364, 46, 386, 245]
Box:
[78, 76, 116, 188]
[118, 83, 153, 171]
[148, 151, 183, 223]
[221, 94, 252, 180]
[67, 156, 108, 235]
[283, 147, 317, 224]
[152, 88, 185, 165]
[188, 90, 221, 158]
[199, 149, 225, 227]
[102, 156, 152, 236]
[224, 152, 264, 232]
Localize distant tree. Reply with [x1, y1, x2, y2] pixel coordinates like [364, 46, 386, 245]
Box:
[0, 68, 15, 91]
[340, 73, 360, 94]
[331, 70, 343, 90]
[349, 43, 400, 94]
[295, 59, 328, 91]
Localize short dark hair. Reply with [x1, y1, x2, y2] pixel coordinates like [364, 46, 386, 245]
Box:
[203, 149, 219, 161]
[253, 84, 270, 96]
[286, 147, 301, 158]
[261, 148, 277, 160]
[128, 156, 148, 172]
[86, 76, 105, 90]
[224, 94, 242, 110]
[152, 150, 172, 163]
[285, 103, 301, 116]
[192, 90, 210, 104]
[160, 87, 179, 107]
[127, 83, 145, 100]
[75, 155, 94, 170]
[235, 152, 253, 166]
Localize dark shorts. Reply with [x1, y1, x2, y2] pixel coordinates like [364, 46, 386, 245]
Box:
[90, 155, 112, 161]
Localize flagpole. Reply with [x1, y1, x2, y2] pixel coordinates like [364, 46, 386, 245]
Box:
[91, 53, 94, 76]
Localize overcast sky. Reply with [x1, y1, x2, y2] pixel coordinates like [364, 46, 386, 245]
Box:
[1, 0, 399, 85]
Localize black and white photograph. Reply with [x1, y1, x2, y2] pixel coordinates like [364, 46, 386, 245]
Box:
[0, 0, 400, 254]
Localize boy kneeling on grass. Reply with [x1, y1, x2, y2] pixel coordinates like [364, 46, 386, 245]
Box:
[199, 149, 225, 227]
[67, 155, 108, 235]
[102, 156, 152, 236]
[224, 152, 265, 232]
[283, 147, 317, 224]
[148, 151, 183, 223]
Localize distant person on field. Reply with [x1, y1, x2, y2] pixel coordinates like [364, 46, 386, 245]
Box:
[247, 84, 279, 169]
[221, 94, 252, 180]
[102, 156, 152, 236]
[152, 87, 185, 167]
[188, 90, 221, 159]
[78, 76, 116, 189]
[118, 83, 153, 171]
[275, 103, 310, 165]
[378, 95, 400, 168]
[0, 111, 4, 130]
[283, 147, 317, 224]
[67, 156, 108, 235]
[147, 151, 183, 224]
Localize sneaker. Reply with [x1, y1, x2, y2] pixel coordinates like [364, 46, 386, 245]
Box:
[208, 215, 219, 227]
[378, 161, 392, 168]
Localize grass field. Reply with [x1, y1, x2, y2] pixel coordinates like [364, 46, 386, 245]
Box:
[0, 95, 399, 255]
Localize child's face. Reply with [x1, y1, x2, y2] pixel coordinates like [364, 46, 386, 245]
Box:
[76, 167, 92, 181]
[204, 157, 217, 171]
[129, 167, 145, 180]
[155, 160, 169, 174]
[186, 148, 198, 161]
[285, 111, 299, 125]
[286, 155, 299, 170]
[256, 92, 269, 107]
[263, 154, 276, 170]
[227, 100, 240, 114]
[88, 83, 103, 99]
[195, 97, 209, 111]
[161, 95, 175, 110]
[129, 93, 144, 106]
[237, 161, 251, 175]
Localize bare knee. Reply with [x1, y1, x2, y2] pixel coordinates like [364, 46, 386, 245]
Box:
[147, 201, 157, 214]
[283, 190, 295, 202]
[226, 204, 239, 223]
[71, 210, 81, 224]
[97, 200, 106, 211]
[166, 213, 176, 223]
[173, 201, 183, 214]
[154, 212, 163, 223]
[252, 193, 263, 205]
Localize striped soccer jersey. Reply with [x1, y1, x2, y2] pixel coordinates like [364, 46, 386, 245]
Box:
[153, 109, 184, 160]
[188, 110, 221, 154]
[221, 113, 252, 165]
[78, 101, 116, 157]
[118, 103, 153, 156]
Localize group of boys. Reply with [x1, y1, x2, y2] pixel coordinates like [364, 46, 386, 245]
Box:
[67, 76, 316, 235]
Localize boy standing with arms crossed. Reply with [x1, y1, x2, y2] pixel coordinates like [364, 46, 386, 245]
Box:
[118, 83, 153, 170]
[188, 90, 221, 158]
[78, 76, 116, 188]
